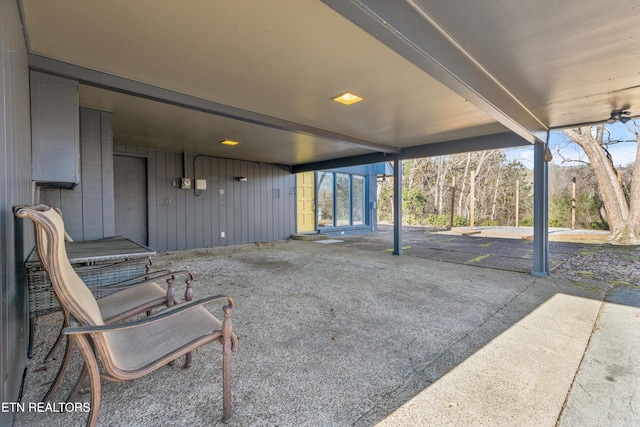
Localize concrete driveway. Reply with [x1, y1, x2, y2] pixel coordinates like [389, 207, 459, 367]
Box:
[13, 239, 639, 426]
[333, 225, 599, 273]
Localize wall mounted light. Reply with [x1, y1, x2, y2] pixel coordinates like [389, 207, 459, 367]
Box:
[237, 177, 248, 182]
[606, 109, 632, 124]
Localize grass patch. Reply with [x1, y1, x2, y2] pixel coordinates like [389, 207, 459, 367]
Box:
[577, 271, 595, 277]
[384, 245, 411, 252]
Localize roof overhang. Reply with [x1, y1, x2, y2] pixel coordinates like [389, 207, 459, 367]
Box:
[19, 0, 640, 168]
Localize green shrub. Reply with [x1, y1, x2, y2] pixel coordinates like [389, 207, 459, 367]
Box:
[520, 217, 534, 227]
[402, 188, 427, 225]
[549, 218, 563, 227]
[453, 215, 469, 227]
[588, 221, 609, 230]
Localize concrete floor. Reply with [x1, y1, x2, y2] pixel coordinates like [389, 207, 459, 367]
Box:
[334, 225, 595, 273]
[12, 237, 639, 426]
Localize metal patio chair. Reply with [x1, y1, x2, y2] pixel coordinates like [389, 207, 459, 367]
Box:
[15, 205, 237, 426]
[27, 206, 194, 404]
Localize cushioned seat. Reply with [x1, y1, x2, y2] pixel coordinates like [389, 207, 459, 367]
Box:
[15, 205, 237, 426]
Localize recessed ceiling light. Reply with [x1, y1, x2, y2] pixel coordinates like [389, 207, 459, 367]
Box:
[220, 140, 240, 146]
[331, 91, 364, 105]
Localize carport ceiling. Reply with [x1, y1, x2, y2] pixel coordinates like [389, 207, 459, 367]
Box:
[20, 0, 640, 167]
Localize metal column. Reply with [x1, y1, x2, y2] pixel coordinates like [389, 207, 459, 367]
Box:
[393, 159, 403, 255]
[532, 140, 550, 276]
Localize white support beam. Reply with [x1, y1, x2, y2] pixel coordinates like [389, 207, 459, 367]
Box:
[322, 0, 548, 144]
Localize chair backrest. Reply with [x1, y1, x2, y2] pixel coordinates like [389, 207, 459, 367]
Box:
[15, 205, 105, 327]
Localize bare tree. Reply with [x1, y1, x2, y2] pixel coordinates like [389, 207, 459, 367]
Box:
[563, 123, 640, 244]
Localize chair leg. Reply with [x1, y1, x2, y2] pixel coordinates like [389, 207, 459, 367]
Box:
[221, 306, 233, 423]
[43, 325, 66, 362]
[45, 310, 71, 363]
[73, 335, 102, 427]
[222, 341, 232, 423]
[43, 335, 73, 403]
[66, 363, 89, 402]
[28, 318, 35, 359]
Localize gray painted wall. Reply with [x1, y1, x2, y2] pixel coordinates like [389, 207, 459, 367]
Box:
[40, 108, 115, 240]
[0, 2, 33, 426]
[115, 146, 297, 252]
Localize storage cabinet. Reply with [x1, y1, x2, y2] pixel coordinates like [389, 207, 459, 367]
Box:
[30, 71, 80, 188]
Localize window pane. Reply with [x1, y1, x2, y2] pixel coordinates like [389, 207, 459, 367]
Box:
[317, 172, 334, 227]
[336, 173, 350, 226]
[352, 175, 365, 225]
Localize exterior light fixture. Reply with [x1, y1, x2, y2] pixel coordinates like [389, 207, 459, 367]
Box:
[331, 91, 364, 105]
[237, 177, 248, 182]
[606, 109, 632, 124]
[220, 139, 240, 146]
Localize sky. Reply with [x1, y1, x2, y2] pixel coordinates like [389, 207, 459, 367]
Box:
[504, 120, 638, 169]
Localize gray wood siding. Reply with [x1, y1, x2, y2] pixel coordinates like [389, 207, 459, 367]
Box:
[40, 108, 115, 240]
[0, 2, 33, 426]
[117, 147, 296, 252]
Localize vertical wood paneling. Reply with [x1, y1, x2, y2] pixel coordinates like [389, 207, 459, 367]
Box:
[155, 152, 168, 251]
[80, 108, 103, 240]
[1, 2, 32, 424]
[247, 161, 256, 242]
[233, 159, 242, 245]
[211, 157, 220, 247]
[261, 163, 268, 242]
[40, 108, 114, 241]
[100, 112, 115, 236]
[174, 153, 186, 250]
[147, 151, 158, 249]
[225, 159, 235, 245]
[278, 167, 285, 238]
[60, 182, 84, 239]
[121, 147, 295, 251]
[217, 159, 226, 245]
[267, 164, 274, 240]
[194, 155, 206, 248]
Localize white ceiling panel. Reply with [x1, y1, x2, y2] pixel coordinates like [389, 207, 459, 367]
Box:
[20, 0, 640, 166]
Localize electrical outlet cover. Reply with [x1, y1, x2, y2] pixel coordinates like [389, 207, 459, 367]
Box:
[195, 179, 207, 190]
[180, 177, 192, 189]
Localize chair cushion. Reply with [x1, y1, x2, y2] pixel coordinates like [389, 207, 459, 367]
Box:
[103, 305, 223, 372]
[97, 282, 168, 321]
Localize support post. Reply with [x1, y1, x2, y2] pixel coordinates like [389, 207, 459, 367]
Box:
[532, 140, 550, 277]
[393, 159, 403, 255]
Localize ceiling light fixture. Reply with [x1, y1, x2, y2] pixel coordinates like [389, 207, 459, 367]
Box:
[331, 91, 364, 105]
[219, 139, 240, 146]
[606, 109, 632, 124]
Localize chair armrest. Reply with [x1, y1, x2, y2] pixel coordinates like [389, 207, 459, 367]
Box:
[92, 270, 196, 306]
[90, 269, 193, 290]
[76, 256, 153, 274]
[63, 295, 234, 334]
